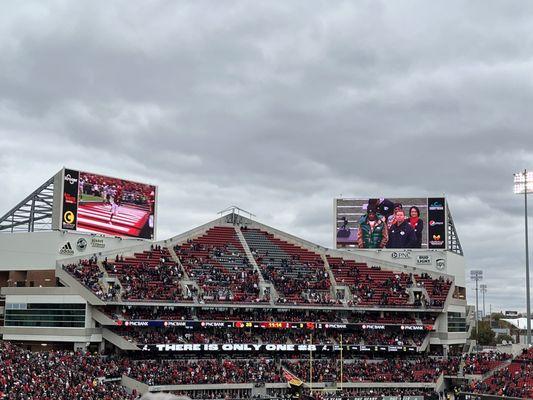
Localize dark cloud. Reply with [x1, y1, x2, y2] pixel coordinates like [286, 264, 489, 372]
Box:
[1, 0, 533, 311]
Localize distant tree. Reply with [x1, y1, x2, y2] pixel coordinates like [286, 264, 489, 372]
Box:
[471, 321, 496, 346]
[496, 333, 514, 344]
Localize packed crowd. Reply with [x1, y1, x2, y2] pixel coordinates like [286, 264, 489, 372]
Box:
[283, 357, 460, 383]
[112, 326, 427, 347]
[268, 387, 440, 400]
[103, 250, 188, 302]
[0, 341, 138, 400]
[461, 351, 512, 375]
[104, 306, 433, 330]
[123, 358, 281, 386]
[63, 257, 118, 301]
[171, 389, 257, 399]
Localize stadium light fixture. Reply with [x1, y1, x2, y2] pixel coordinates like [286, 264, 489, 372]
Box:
[480, 284, 487, 318]
[514, 170, 532, 346]
[470, 270, 483, 339]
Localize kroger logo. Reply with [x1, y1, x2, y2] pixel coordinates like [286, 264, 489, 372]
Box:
[64, 174, 78, 185]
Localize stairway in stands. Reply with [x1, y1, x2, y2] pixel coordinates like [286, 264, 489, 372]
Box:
[241, 228, 331, 304]
[327, 256, 412, 307]
[175, 226, 261, 303]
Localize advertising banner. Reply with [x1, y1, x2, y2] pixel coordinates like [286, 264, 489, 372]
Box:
[335, 197, 446, 250]
[61, 169, 79, 230]
[142, 343, 418, 353]
[427, 197, 446, 249]
[117, 319, 433, 331]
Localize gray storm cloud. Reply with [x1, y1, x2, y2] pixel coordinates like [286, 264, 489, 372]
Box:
[1, 0, 533, 310]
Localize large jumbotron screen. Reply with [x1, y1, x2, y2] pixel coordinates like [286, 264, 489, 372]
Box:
[335, 197, 446, 250]
[60, 168, 157, 239]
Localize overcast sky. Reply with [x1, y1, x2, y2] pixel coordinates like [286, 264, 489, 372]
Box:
[1, 0, 533, 312]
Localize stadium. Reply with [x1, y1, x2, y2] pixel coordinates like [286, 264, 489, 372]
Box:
[0, 167, 531, 400]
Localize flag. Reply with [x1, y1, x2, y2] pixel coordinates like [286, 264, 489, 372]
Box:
[282, 367, 303, 387]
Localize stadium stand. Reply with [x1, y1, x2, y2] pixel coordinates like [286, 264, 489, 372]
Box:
[123, 358, 281, 386]
[0, 195, 471, 400]
[0, 341, 138, 400]
[175, 226, 262, 303]
[111, 326, 427, 347]
[327, 256, 412, 307]
[103, 246, 189, 302]
[241, 227, 333, 304]
[63, 257, 119, 301]
[282, 357, 460, 383]
[461, 351, 512, 375]
[414, 273, 452, 308]
[465, 362, 533, 398]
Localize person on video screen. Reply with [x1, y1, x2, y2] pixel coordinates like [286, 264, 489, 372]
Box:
[387, 203, 404, 229]
[387, 209, 417, 248]
[408, 206, 424, 248]
[374, 198, 395, 219]
[357, 205, 388, 248]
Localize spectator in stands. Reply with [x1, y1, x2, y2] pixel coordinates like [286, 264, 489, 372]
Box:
[357, 205, 388, 249]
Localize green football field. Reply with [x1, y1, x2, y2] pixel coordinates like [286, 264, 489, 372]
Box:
[80, 194, 104, 202]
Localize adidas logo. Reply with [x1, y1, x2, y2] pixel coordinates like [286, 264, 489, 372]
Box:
[59, 242, 75, 256]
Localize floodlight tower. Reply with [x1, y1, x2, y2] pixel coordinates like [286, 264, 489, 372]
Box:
[480, 284, 487, 318]
[514, 170, 532, 346]
[470, 270, 483, 336]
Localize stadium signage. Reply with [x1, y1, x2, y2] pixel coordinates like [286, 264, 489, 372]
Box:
[200, 321, 226, 327]
[61, 169, 79, 230]
[144, 343, 418, 353]
[391, 250, 411, 259]
[427, 197, 446, 249]
[416, 255, 431, 265]
[90, 238, 105, 248]
[335, 197, 448, 250]
[59, 168, 157, 239]
[118, 319, 432, 331]
[76, 238, 87, 251]
[164, 321, 187, 327]
[320, 323, 347, 329]
[400, 325, 424, 331]
[59, 242, 75, 256]
[361, 324, 385, 330]
[124, 321, 149, 326]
